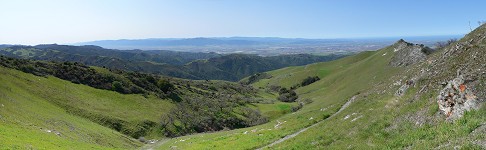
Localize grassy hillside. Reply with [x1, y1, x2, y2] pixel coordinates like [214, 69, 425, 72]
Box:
[0, 63, 294, 149]
[149, 44, 399, 149]
[271, 25, 486, 149]
[2, 26, 485, 150]
[0, 55, 294, 145]
[0, 67, 142, 149]
[151, 24, 486, 149]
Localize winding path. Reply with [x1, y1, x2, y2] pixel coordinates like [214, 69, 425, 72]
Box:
[140, 139, 169, 150]
[145, 96, 357, 150]
[256, 95, 357, 149]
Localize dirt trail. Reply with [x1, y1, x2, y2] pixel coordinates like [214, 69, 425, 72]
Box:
[146, 96, 357, 150]
[140, 138, 170, 150]
[256, 95, 357, 149]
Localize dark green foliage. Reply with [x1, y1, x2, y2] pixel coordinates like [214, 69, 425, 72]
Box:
[161, 97, 267, 137]
[0, 45, 346, 81]
[157, 79, 174, 93]
[242, 72, 272, 85]
[278, 88, 298, 102]
[0, 55, 265, 138]
[112, 81, 125, 93]
[0, 56, 176, 98]
[187, 53, 346, 81]
[301, 76, 320, 87]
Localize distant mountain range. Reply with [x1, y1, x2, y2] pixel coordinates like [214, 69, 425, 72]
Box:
[75, 36, 463, 56]
[77, 37, 345, 47]
[0, 44, 346, 81]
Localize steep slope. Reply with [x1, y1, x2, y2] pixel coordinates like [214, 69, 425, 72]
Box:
[0, 67, 142, 149]
[152, 25, 486, 149]
[0, 55, 283, 142]
[270, 24, 486, 150]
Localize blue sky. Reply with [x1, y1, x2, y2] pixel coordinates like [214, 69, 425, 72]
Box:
[0, 0, 485, 45]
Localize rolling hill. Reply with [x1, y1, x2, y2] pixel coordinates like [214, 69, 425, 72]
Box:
[0, 56, 299, 149]
[0, 44, 346, 81]
[148, 24, 486, 149]
[1, 25, 485, 150]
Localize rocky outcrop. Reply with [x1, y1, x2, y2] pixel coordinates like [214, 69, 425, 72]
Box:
[395, 79, 414, 96]
[437, 75, 480, 120]
[389, 39, 433, 67]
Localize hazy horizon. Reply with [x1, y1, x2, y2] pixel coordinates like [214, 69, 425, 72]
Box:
[1, 34, 465, 46]
[1, 0, 485, 45]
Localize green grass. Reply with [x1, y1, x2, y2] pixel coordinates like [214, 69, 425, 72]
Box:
[4, 25, 486, 149]
[252, 102, 296, 121]
[0, 67, 142, 149]
[153, 34, 486, 149]
[16, 66, 174, 138]
[152, 45, 403, 149]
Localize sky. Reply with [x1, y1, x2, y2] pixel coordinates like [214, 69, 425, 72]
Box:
[0, 0, 485, 45]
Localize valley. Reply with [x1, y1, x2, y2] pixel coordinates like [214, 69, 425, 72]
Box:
[1, 25, 486, 149]
[1, 1, 485, 149]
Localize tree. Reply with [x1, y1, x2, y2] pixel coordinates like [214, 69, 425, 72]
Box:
[278, 88, 298, 102]
[112, 81, 124, 93]
[157, 79, 174, 93]
[301, 76, 320, 87]
[435, 38, 457, 50]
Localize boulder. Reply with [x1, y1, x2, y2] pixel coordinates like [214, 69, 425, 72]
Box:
[437, 75, 480, 120]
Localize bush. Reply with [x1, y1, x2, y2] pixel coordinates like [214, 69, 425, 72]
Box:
[435, 38, 457, 50]
[267, 85, 282, 93]
[157, 79, 174, 93]
[291, 103, 303, 112]
[161, 97, 267, 137]
[278, 88, 298, 102]
[301, 76, 320, 87]
[243, 73, 272, 85]
[112, 81, 125, 93]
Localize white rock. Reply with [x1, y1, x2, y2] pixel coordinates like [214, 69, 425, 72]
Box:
[351, 115, 363, 122]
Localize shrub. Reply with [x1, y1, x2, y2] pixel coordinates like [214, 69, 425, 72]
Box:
[301, 76, 320, 87]
[291, 103, 303, 112]
[243, 73, 272, 85]
[278, 88, 298, 102]
[267, 85, 282, 93]
[112, 81, 125, 93]
[435, 38, 457, 50]
[157, 79, 174, 93]
[161, 97, 267, 137]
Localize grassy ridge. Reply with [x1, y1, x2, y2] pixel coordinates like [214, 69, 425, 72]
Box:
[0, 67, 142, 149]
[153, 28, 486, 148]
